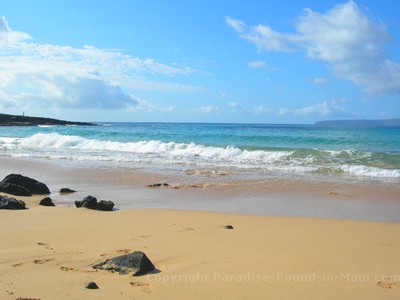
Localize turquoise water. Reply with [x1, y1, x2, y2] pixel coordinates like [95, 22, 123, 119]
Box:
[0, 123, 399, 181]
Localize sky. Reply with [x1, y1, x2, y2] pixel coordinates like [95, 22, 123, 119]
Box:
[1, 0, 399, 124]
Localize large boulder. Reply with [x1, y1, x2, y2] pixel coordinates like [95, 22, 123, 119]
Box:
[92, 251, 156, 276]
[0, 174, 50, 196]
[0, 195, 27, 209]
[75, 195, 114, 211]
[0, 182, 31, 196]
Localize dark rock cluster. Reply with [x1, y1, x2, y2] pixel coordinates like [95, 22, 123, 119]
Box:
[0, 174, 116, 211]
[147, 182, 169, 187]
[75, 195, 114, 211]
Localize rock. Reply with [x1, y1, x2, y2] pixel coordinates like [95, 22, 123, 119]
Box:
[60, 188, 76, 194]
[0, 195, 27, 209]
[225, 225, 234, 230]
[0, 174, 50, 195]
[92, 251, 156, 276]
[75, 195, 114, 211]
[0, 182, 31, 196]
[39, 197, 55, 207]
[147, 183, 169, 188]
[85, 282, 99, 289]
[97, 200, 115, 211]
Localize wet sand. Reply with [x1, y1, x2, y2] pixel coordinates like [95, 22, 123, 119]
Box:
[0, 156, 399, 222]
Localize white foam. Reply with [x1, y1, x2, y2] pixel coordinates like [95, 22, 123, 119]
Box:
[341, 165, 400, 178]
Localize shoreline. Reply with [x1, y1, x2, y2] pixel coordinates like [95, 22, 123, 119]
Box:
[0, 155, 399, 222]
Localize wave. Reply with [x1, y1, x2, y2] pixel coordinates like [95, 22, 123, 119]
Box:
[0, 133, 399, 178]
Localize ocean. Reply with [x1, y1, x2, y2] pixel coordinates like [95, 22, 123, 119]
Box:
[0, 122, 399, 183]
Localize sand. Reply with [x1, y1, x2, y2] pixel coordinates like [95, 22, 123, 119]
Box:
[1, 156, 399, 299]
[1, 194, 400, 299]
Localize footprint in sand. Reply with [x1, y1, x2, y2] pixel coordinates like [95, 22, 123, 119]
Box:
[33, 258, 54, 264]
[37, 242, 55, 252]
[60, 266, 75, 272]
[377, 280, 397, 289]
[12, 262, 24, 267]
[130, 281, 153, 293]
[130, 282, 149, 287]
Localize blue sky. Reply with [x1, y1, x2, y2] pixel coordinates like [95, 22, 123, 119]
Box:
[1, 0, 399, 123]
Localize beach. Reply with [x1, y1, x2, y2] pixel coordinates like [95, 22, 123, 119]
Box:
[1, 156, 400, 299]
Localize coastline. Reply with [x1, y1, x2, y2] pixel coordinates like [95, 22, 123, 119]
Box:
[1, 156, 400, 299]
[0, 155, 399, 222]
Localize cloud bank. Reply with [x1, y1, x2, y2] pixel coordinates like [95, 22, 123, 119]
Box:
[228, 99, 349, 118]
[0, 17, 200, 110]
[226, 1, 400, 95]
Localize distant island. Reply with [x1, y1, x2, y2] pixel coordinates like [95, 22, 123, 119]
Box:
[315, 119, 400, 127]
[0, 113, 97, 126]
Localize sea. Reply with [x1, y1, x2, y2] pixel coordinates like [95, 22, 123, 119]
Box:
[0, 122, 399, 184]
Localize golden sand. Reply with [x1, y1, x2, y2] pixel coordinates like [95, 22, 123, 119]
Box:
[1, 194, 399, 299]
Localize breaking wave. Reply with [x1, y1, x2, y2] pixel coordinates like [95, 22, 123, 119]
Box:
[0, 132, 399, 178]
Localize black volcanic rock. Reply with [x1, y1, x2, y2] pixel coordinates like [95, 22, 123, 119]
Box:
[59, 188, 76, 194]
[0, 195, 27, 209]
[85, 282, 99, 289]
[39, 197, 55, 207]
[0, 174, 50, 195]
[97, 200, 115, 211]
[75, 195, 114, 211]
[0, 113, 97, 126]
[92, 251, 156, 276]
[0, 182, 31, 196]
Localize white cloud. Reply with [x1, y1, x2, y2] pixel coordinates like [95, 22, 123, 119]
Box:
[226, 1, 400, 94]
[311, 77, 328, 85]
[248, 60, 266, 69]
[0, 17, 201, 111]
[250, 106, 273, 114]
[227, 99, 349, 117]
[226, 16, 298, 52]
[135, 99, 174, 113]
[188, 106, 219, 113]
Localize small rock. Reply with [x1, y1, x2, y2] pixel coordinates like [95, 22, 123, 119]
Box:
[39, 197, 55, 207]
[85, 281, 99, 289]
[0, 195, 27, 210]
[97, 200, 115, 211]
[225, 225, 234, 230]
[59, 188, 76, 194]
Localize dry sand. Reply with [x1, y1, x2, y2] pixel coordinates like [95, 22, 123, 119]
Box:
[1, 194, 399, 300]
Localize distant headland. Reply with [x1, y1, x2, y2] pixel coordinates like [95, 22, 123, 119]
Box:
[315, 119, 400, 127]
[0, 113, 97, 126]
